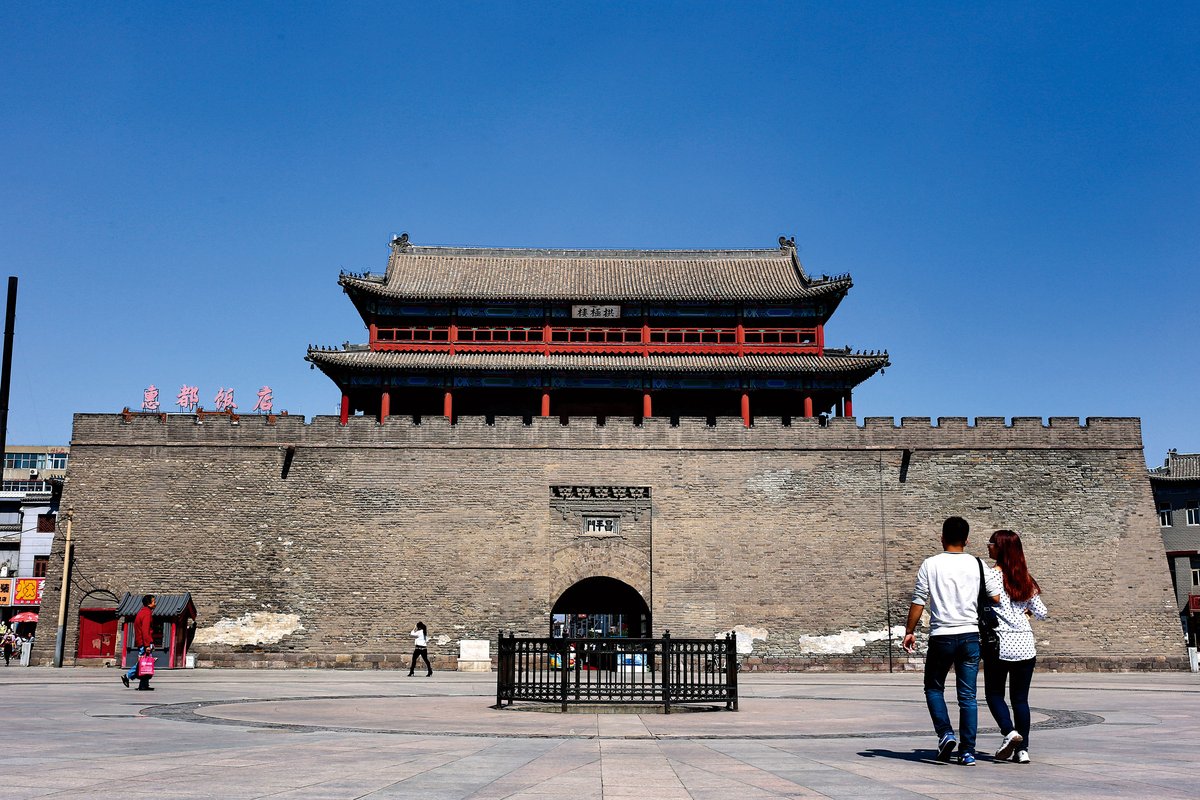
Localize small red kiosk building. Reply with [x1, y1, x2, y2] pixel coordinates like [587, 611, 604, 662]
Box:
[117, 592, 196, 671]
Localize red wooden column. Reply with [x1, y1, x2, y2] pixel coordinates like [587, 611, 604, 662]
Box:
[368, 321, 378, 349]
[837, 394, 846, 417]
[803, 395, 813, 418]
[543, 319, 552, 355]
[844, 392, 853, 418]
[339, 394, 350, 425]
[736, 315, 746, 357]
[816, 324, 825, 354]
[641, 315, 650, 358]
[379, 391, 390, 424]
[443, 391, 453, 422]
[642, 391, 653, 418]
[541, 391, 551, 417]
[448, 315, 458, 355]
[740, 392, 751, 428]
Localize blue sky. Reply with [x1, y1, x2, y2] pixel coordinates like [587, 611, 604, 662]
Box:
[2, 2, 1197, 464]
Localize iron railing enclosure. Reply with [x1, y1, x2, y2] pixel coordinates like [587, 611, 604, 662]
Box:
[495, 631, 738, 713]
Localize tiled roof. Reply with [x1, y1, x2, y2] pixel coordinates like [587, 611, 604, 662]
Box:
[339, 242, 853, 302]
[117, 592, 196, 619]
[1150, 452, 1200, 481]
[306, 348, 890, 375]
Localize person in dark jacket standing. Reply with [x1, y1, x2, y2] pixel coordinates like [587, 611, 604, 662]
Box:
[122, 595, 156, 689]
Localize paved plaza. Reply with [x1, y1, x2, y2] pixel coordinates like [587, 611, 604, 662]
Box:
[3, 667, 1197, 799]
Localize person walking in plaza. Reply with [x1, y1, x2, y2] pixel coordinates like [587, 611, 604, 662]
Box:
[408, 621, 432, 677]
[902, 516, 1001, 766]
[122, 594, 156, 689]
[2, 629, 15, 666]
[984, 529, 1048, 764]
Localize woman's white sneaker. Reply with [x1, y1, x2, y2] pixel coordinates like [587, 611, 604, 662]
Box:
[994, 731, 1024, 761]
[1014, 750, 1030, 764]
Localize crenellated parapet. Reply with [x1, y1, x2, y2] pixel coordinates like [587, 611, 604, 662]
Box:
[70, 412, 1145, 451]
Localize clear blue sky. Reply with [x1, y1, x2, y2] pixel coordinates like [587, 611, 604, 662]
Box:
[2, 2, 1197, 465]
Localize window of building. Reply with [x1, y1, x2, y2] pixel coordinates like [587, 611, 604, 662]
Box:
[1193, 569, 1200, 588]
[1158, 504, 1172, 526]
[33, 556, 49, 577]
[37, 513, 56, 533]
[1187, 501, 1199, 526]
[1, 480, 51, 492]
[48, 453, 68, 469]
[4, 453, 46, 470]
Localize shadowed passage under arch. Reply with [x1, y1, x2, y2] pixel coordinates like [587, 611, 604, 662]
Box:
[551, 576, 650, 638]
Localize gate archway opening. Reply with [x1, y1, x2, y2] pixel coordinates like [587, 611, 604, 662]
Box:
[551, 576, 650, 638]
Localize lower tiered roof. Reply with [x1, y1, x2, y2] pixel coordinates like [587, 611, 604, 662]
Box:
[307, 348, 890, 378]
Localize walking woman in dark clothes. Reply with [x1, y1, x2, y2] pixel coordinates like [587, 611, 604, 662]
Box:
[408, 621, 432, 676]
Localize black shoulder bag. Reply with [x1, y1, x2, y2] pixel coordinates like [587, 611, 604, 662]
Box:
[977, 557, 1000, 661]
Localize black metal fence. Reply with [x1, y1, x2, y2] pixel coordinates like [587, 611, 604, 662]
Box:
[495, 631, 738, 712]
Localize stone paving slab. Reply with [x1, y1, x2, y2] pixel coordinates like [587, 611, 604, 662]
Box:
[2, 668, 1197, 798]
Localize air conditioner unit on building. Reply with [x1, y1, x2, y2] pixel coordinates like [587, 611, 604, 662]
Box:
[28, 469, 38, 479]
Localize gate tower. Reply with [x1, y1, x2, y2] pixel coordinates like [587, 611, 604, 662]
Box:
[307, 234, 890, 425]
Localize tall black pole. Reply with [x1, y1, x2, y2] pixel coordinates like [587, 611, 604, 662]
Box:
[0, 277, 16, 471]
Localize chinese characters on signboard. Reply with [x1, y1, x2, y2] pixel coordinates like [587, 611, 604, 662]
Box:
[176, 385, 199, 411]
[584, 517, 618, 535]
[0, 579, 11, 606]
[141, 385, 160, 412]
[252, 386, 273, 413]
[137, 385, 277, 413]
[12, 578, 44, 606]
[571, 305, 621, 319]
[214, 387, 237, 412]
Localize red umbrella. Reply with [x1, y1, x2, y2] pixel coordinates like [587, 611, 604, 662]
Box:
[8, 612, 37, 623]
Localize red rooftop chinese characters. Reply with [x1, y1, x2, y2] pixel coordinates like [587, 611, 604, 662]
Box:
[307, 234, 889, 426]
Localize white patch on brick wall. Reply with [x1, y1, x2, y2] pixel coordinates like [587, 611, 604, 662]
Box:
[797, 626, 906, 654]
[435, 635, 450, 646]
[745, 469, 794, 501]
[718, 625, 768, 654]
[192, 613, 304, 646]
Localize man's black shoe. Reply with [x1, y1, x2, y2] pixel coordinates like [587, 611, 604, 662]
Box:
[121, 675, 130, 688]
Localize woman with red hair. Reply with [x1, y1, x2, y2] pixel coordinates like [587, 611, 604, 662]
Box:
[985, 530, 1048, 764]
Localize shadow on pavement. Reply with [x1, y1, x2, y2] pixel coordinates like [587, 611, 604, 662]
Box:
[857, 748, 938, 764]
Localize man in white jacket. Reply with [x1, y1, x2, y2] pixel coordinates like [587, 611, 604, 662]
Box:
[901, 517, 1001, 766]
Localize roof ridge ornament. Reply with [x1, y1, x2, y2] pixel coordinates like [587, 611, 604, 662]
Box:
[391, 232, 411, 251]
[778, 235, 796, 251]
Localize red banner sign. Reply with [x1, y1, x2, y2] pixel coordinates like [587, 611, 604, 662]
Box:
[12, 578, 43, 606]
[0, 579, 10, 606]
[1190, 595, 1200, 613]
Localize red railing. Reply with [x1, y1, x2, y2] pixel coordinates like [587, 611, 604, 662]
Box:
[371, 325, 822, 355]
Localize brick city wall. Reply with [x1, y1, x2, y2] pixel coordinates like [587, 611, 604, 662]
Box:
[35, 413, 1185, 671]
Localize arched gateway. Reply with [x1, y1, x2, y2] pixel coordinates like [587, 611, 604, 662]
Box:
[551, 576, 650, 639]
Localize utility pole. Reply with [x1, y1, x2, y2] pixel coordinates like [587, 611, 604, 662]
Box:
[0, 277, 17, 474]
[53, 508, 74, 667]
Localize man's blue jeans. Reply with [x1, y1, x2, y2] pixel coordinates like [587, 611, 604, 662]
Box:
[924, 632, 981, 755]
[125, 646, 151, 681]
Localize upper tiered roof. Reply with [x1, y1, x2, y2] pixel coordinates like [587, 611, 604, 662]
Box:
[340, 235, 852, 306]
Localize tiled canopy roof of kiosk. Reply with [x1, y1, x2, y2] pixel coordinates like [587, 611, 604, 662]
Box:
[338, 240, 853, 302]
[306, 348, 890, 375]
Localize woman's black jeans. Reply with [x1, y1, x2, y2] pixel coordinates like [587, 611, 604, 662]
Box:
[984, 656, 1036, 751]
[409, 646, 431, 675]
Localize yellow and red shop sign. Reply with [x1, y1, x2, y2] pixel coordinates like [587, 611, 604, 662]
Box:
[0, 579, 10, 606]
[12, 578, 43, 606]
